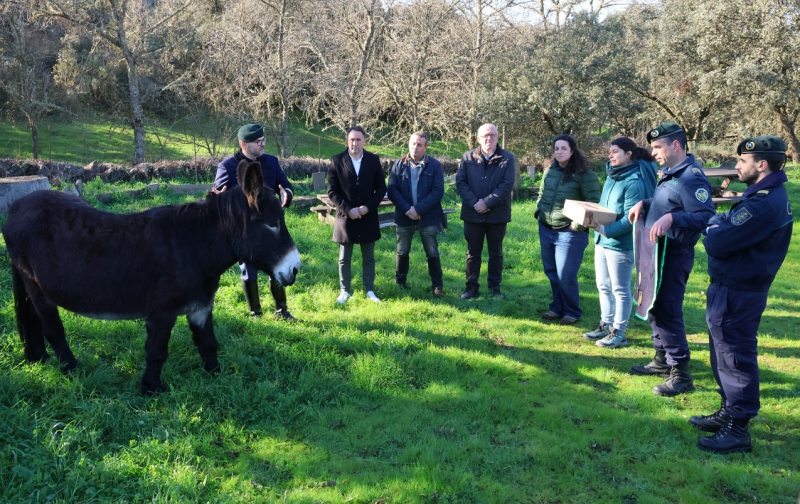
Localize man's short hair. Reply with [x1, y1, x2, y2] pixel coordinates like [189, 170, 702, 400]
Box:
[752, 152, 787, 172]
[346, 126, 367, 139]
[410, 131, 429, 145]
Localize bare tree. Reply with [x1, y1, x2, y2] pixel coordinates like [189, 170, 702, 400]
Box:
[302, 0, 386, 133]
[374, 0, 463, 141]
[39, 0, 194, 164]
[0, 5, 63, 159]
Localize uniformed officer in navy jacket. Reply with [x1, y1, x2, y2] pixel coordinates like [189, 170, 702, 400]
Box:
[213, 124, 297, 320]
[628, 123, 715, 396]
[690, 136, 793, 454]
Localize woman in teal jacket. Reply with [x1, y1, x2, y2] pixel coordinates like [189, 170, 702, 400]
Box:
[584, 137, 657, 347]
[535, 135, 601, 324]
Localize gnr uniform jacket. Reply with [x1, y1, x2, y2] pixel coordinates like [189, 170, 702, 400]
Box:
[703, 170, 793, 291]
[215, 151, 293, 206]
[642, 154, 715, 248]
[327, 149, 387, 244]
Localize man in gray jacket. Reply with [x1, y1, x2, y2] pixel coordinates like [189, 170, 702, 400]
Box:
[456, 123, 516, 299]
[387, 132, 446, 297]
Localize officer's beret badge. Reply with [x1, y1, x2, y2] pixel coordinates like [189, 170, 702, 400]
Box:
[695, 188, 709, 203]
[650, 129, 659, 138]
[745, 141, 755, 151]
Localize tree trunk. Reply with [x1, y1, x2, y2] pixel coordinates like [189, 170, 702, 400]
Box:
[775, 107, 800, 164]
[124, 52, 146, 165]
[27, 114, 39, 160]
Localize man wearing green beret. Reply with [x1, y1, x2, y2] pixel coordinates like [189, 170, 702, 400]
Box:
[628, 123, 716, 396]
[214, 123, 298, 320]
[690, 135, 793, 454]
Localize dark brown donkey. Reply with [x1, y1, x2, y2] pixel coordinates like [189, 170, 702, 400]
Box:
[2, 160, 301, 395]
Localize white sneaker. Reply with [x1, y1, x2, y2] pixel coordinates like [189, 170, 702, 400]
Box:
[365, 291, 381, 303]
[336, 291, 351, 304]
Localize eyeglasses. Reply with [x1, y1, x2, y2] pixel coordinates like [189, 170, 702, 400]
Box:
[249, 138, 266, 146]
[479, 133, 498, 139]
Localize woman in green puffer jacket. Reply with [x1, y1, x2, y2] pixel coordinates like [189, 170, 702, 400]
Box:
[583, 137, 658, 348]
[535, 134, 601, 325]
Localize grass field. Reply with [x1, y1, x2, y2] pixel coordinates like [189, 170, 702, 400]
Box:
[0, 172, 798, 502]
[0, 117, 469, 165]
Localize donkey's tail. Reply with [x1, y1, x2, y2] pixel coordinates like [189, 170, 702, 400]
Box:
[11, 265, 46, 362]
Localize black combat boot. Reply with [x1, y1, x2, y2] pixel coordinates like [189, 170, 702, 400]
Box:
[242, 279, 262, 317]
[697, 418, 752, 454]
[689, 400, 730, 432]
[653, 362, 695, 396]
[269, 277, 298, 322]
[630, 350, 671, 378]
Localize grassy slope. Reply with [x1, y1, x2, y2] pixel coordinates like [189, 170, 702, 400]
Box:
[0, 117, 468, 165]
[0, 175, 798, 503]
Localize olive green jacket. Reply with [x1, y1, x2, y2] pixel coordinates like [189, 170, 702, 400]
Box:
[534, 162, 601, 231]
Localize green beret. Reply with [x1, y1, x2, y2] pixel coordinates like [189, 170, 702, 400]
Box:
[646, 123, 684, 144]
[736, 135, 787, 155]
[237, 124, 264, 143]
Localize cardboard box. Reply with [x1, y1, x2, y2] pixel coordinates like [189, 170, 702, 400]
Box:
[562, 199, 617, 226]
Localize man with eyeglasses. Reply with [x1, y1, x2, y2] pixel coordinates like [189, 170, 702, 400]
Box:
[214, 123, 297, 320]
[456, 123, 516, 300]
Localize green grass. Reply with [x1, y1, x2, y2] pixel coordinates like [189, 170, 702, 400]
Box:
[0, 116, 468, 165]
[0, 176, 799, 502]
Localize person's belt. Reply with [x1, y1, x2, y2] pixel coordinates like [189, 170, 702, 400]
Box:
[709, 277, 769, 292]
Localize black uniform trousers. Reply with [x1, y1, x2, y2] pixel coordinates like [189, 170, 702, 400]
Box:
[648, 243, 693, 366]
[706, 282, 764, 420]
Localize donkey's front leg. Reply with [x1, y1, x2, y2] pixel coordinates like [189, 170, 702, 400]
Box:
[186, 304, 220, 375]
[142, 312, 178, 396]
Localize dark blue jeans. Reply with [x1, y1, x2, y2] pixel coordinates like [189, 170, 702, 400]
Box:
[539, 222, 589, 319]
[396, 224, 443, 288]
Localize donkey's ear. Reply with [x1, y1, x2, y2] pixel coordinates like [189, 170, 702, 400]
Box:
[239, 161, 263, 210]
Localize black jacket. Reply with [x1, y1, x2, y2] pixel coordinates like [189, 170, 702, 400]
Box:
[456, 147, 515, 224]
[387, 154, 445, 228]
[327, 149, 387, 244]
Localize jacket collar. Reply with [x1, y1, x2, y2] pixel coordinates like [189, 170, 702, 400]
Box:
[401, 153, 428, 165]
[743, 170, 788, 198]
[471, 147, 504, 165]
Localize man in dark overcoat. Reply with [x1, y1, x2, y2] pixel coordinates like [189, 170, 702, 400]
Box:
[214, 123, 297, 320]
[327, 126, 387, 304]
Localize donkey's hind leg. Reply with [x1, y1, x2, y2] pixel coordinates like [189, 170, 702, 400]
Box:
[11, 265, 48, 363]
[187, 304, 220, 375]
[23, 279, 78, 371]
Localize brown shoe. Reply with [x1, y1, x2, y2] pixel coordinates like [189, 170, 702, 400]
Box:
[433, 287, 445, 298]
[560, 316, 579, 325]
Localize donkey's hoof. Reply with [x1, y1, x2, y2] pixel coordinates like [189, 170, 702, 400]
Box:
[204, 358, 221, 375]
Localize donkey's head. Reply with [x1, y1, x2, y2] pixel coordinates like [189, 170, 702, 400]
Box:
[235, 160, 300, 286]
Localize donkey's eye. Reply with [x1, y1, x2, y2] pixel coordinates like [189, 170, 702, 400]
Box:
[264, 220, 280, 233]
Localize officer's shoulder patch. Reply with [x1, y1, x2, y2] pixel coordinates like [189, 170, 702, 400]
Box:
[731, 207, 753, 226]
[692, 167, 702, 174]
[788, 201, 793, 216]
[695, 187, 709, 203]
